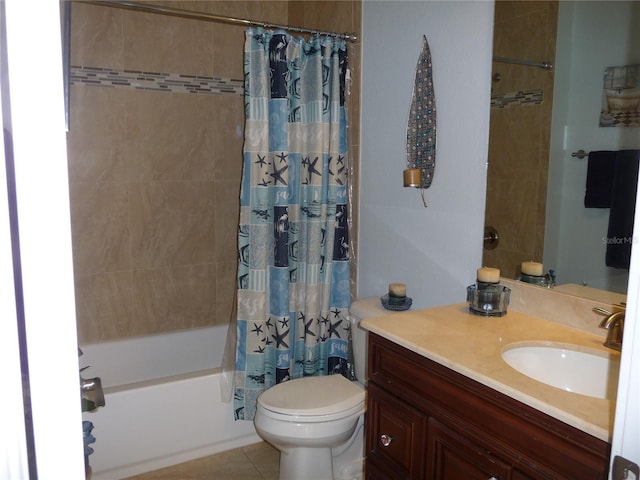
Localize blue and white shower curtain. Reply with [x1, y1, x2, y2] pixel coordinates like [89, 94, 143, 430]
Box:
[233, 28, 351, 421]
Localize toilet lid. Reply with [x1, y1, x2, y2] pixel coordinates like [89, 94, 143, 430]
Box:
[258, 374, 365, 416]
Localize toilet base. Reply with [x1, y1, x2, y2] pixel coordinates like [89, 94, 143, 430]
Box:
[332, 415, 364, 480]
[275, 418, 364, 480]
[279, 447, 333, 480]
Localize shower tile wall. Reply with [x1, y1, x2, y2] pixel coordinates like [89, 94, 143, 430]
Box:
[68, 1, 361, 344]
[483, 1, 557, 278]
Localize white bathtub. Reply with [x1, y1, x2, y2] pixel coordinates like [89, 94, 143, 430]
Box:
[80, 325, 260, 480]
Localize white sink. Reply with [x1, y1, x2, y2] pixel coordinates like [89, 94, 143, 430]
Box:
[501, 343, 620, 400]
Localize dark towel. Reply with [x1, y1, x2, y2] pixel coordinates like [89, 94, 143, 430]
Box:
[585, 150, 616, 208]
[606, 150, 640, 269]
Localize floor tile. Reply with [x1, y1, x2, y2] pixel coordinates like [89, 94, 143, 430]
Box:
[123, 442, 279, 480]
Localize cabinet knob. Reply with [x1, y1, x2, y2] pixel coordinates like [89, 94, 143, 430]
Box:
[380, 434, 393, 447]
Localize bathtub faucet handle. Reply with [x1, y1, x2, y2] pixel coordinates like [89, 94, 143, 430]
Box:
[81, 377, 106, 410]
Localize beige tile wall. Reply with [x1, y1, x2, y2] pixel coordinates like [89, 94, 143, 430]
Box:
[68, 1, 361, 344]
[483, 1, 557, 278]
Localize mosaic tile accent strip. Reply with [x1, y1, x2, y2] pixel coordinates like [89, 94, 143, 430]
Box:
[491, 89, 543, 109]
[70, 65, 244, 95]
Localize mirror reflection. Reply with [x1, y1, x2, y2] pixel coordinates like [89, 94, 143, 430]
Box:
[484, 0, 640, 299]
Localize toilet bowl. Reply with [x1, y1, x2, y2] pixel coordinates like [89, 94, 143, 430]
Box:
[253, 297, 389, 480]
[255, 375, 364, 480]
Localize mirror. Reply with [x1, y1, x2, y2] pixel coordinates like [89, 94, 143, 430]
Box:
[484, 1, 640, 299]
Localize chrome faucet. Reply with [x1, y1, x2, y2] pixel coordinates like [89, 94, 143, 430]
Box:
[593, 307, 625, 351]
[79, 348, 105, 411]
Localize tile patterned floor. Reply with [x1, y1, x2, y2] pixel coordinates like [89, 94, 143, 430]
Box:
[123, 442, 279, 480]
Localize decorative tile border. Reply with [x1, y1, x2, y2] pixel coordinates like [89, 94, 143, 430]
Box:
[70, 65, 244, 95]
[491, 89, 543, 109]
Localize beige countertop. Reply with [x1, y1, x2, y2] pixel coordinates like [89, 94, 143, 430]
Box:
[360, 302, 618, 442]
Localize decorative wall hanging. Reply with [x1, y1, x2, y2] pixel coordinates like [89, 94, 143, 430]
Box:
[404, 35, 436, 207]
[599, 64, 640, 127]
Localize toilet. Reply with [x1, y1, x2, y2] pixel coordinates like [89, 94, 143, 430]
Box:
[253, 297, 388, 480]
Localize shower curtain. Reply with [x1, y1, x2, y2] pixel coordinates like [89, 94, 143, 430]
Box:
[233, 28, 351, 421]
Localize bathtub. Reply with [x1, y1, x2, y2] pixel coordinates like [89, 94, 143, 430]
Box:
[80, 325, 260, 480]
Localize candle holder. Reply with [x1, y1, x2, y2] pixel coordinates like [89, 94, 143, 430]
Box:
[403, 168, 422, 187]
[476, 280, 499, 290]
[380, 295, 413, 311]
[466, 283, 510, 317]
[387, 294, 406, 306]
[518, 273, 547, 286]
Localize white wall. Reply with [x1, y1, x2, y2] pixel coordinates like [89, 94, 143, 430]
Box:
[545, 1, 640, 293]
[359, 1, 494, 308]
[3, 1, 86, 477]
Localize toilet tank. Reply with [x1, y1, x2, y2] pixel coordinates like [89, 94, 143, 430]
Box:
[348, 297, 391, 383]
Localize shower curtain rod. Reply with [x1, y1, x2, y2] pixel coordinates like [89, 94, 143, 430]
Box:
[86, 0, 358, 42]
[493, 56, 553, 70]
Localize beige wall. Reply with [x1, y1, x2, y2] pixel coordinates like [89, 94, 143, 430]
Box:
[68, 1, 361, 344]
[483, 1, 557, 278]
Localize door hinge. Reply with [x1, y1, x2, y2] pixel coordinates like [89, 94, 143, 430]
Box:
[612, 455, 640, 480]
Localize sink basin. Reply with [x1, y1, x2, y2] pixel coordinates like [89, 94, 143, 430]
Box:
[502, 343, 620, 400]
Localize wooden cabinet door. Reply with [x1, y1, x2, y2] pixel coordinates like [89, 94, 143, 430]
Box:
[427, 418, 512, 480]
[366, 382, 426, 479]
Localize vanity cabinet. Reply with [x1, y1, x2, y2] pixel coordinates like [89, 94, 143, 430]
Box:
[365, 333, 610, 480]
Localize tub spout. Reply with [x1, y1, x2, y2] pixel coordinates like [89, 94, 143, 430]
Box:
[81, 377, 106, 409]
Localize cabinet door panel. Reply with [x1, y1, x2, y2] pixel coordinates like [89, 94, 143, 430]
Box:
[428, 417, 511, 480]
[366, 383, 426, 479]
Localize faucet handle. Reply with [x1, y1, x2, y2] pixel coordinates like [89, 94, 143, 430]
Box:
[81, 377, 106, 410]
[593, 306, 613, 317]
[593, 307, 612, 329]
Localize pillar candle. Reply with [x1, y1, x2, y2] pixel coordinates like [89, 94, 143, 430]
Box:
[521, 261, 543, 276]
[389, 283, 407, 298]
[477, 267, 500, 283]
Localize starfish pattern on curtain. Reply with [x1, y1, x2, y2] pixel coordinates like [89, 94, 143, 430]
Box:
[233, 28, 351, 421]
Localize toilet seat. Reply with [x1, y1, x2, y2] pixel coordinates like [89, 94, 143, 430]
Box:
[257, 374, 365, 421]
